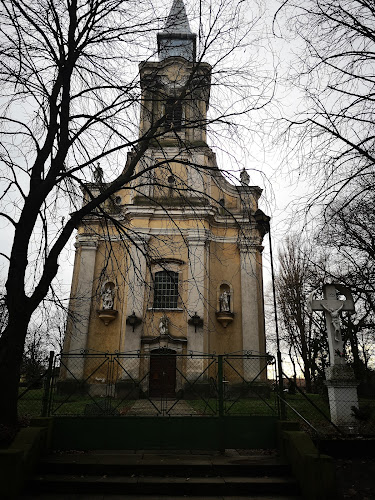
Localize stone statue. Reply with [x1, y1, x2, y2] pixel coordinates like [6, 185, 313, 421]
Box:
[321, 302, 344, 341]
[220, 291, 230, 312]
[102, 286, 114, 310]
[240, 168, 250, 186]
[159, 314, 169, 336]
[93, 163, 104, 184]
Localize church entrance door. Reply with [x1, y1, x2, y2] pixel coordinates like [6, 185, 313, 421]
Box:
[149, 349, 176, 398]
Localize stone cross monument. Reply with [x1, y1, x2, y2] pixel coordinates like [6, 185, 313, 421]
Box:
[308, 283, 359, 431]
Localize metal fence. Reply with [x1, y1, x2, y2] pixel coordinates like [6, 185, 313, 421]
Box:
[17, 351, 54, 420]
[17, 350, 275, 418]
[51, 350, 277, 417]
[17, 350, 375, 438]
[278, 371, 375, 438]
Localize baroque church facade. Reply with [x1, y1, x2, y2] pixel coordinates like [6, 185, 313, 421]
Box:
[63, 0, 269, 395]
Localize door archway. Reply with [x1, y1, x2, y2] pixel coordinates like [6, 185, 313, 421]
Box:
[149, 349, 176, 398]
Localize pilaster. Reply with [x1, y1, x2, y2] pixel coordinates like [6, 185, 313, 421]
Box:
[239, 241, 263, 378]
[122, 235, 151, 356]
[66, 235, 98, 379]
[187, 230, 208, 361]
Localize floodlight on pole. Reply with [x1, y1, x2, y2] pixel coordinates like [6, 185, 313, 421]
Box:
[254, 209, 285, 417]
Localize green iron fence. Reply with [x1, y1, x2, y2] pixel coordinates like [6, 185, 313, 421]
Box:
[17, 350, 375, 442]
[278, 371, 375, 438]
[17, 351, 55, 419]
[47, 350, 277, 418]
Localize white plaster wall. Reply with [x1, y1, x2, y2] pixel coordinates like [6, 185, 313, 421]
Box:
[240, 246, 262, 378]
[186, 231, 207, 379]
[66, 237, 98, 379]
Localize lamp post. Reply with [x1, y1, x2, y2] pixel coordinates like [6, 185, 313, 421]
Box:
[126, 311, 142, 332]
[254, 209, 285, 417]
[188, 312, 203, 332]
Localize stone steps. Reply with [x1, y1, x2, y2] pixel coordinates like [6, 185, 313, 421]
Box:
[23, 451, 301, 498]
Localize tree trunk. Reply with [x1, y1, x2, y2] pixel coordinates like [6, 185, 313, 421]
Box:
[0, 311, 30, 432]
[347, 321, 361, 379]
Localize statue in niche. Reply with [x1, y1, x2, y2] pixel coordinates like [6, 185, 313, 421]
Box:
[219, 290, 230, 312]
[321, 302, 344, 341]
[102, 285, 114, 310]
[159, 314, 169, 336]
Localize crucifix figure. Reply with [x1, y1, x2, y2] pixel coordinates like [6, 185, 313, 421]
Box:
[308, 283, 355, 365]
[321, 302, 343, 341]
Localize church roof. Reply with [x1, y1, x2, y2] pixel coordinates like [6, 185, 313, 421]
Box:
[162, 0, 192, 35]
[157, 0, 196, 61]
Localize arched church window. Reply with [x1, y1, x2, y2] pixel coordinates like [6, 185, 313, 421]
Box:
[153, 270, 179, 309]
[165, 98, 182, 130]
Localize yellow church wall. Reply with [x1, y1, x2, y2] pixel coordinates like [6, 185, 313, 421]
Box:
[210, 225, 238, 240]
[84, 240, 127, 354]
[207, 240, 242, 355]
[147, 217, 209, 231]
[142, 310, 187, 342]
[115, 187, 132, 205]
[139, 233, 189, 343]
[210, 184, 239, 212]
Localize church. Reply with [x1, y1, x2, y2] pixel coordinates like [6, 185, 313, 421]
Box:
[62, 0, 269, 397]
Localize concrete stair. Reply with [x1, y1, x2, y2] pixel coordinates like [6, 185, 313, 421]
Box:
[23, 450, 302, 499]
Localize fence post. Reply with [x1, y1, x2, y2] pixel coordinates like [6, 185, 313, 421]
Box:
[42, 351, 54, 417]
[217, 355, 225, 452]
[218, 355, 224, 418]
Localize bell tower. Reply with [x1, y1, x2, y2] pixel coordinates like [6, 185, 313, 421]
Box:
[138, 1, 210, 150]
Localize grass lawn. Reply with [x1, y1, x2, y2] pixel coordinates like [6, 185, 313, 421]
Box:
[18, 388, 136, 417]
[17, 386, 375, 436]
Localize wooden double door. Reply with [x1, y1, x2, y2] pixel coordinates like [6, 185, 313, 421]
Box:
[149, 349, 176, 398]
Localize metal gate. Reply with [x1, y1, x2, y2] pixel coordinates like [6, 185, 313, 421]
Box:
[44, 350, 278, 450]
[49, 350, 276, 418]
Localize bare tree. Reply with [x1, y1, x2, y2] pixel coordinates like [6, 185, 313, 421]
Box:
[21, 324, 50, 386]
[0, 0, 273, 430]
[314, 184, 375, 380]
[276, 221, 375, 391]
[270, 0, 375, 392]
[275, 234, 328, 392]
[275, 0, 375, 212]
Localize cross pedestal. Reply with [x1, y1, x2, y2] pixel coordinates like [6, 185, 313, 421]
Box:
[310, 284, 359, 432]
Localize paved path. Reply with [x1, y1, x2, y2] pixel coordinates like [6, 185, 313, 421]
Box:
[126, 399, 198, 416]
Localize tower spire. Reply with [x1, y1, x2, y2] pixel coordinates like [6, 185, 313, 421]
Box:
[158, 0, 196, 61]
[164, 0, 192, 34]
